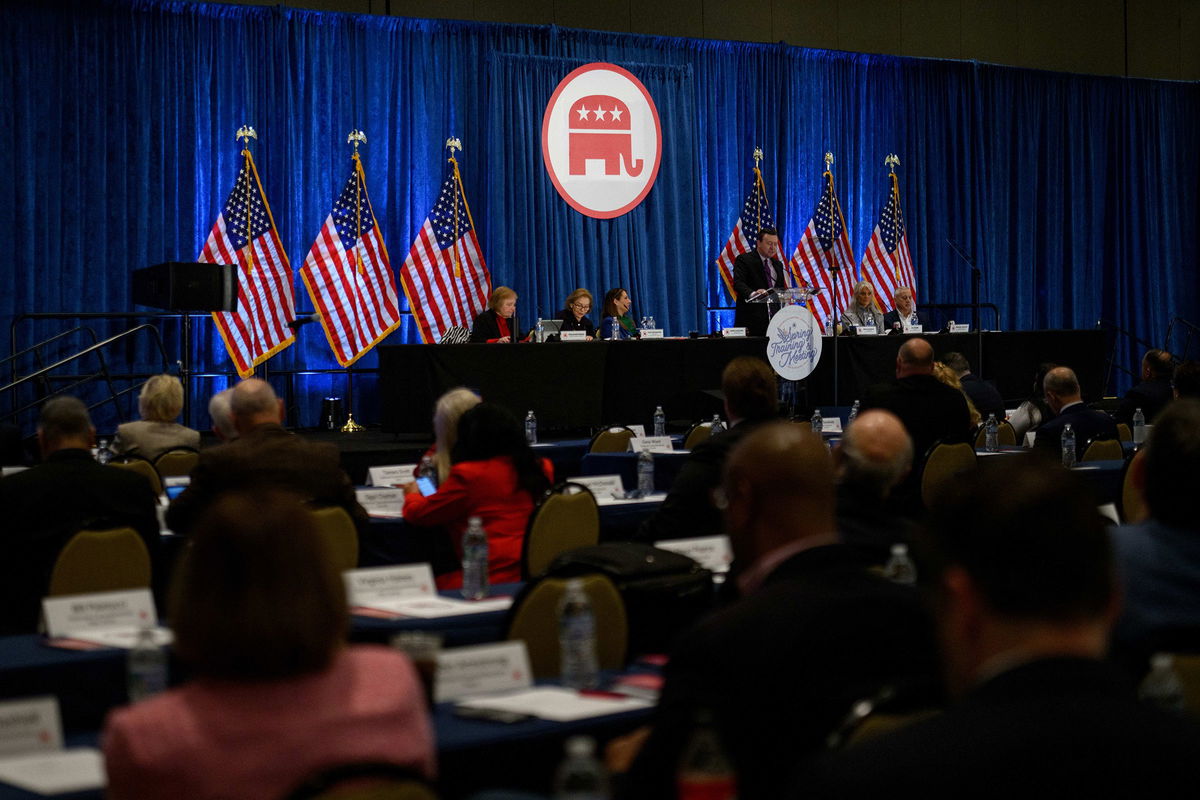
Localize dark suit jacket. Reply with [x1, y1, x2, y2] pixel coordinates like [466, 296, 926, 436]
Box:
[863, 374, 973, 459]
[835, 481, 918, 567]
[621, 544, 939, 800]
[959, 372, 1006, 422]
[553, 308, 596, 339]
[1115, 378, 1173, 426]
[731, 250, 786, 337]
[796, 657, 1200, 797]
[1034, 402, 1119, 461]
[881, 308, 927, 332]
[0, 449, 161, 635]
[165, 423, 367, 538]
[468, 309, 521, 343]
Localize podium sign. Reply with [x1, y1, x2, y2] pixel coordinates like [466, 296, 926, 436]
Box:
[765, 305, 823, 381]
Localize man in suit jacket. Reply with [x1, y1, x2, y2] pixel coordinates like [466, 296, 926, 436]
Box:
[619, 423, 938, 800]
[943, 351, 1005, 422]
[731, 227, 786, 337]
[880, 285, 926, 332]
[0, 397, 160, 635]
[166, 379, 367, 538]
[1115, 348, 1174, 425]
[1034, 366, 1118, 460]
[795, 460, 1200, 797]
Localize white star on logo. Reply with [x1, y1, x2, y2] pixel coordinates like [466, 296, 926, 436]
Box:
[577, 106, 591, 122]
[609, 106, 623, 122]
[595, 107, 608, 121]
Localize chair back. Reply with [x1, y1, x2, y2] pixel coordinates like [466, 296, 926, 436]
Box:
[309, 506, 359, 572]
[506, 574, 628, 679]
[973, 420, 1017, 448]
[282, 762, 438, 800]
[523, 483, 600, 579]
[1117, 422, 1133, 443]
[1082, 438, 1123, 462]
[438, 326, 470, 345]
[108, 456, 163, 495]
[48, 527, 151, 597]
[682, 421, 714, 450]
[589, 426, 635, 453]
[1171, 653, 1200, 716]
[920, 441, 977, 507]
[153, 447, 199, 478]
[1120, 451, 1146, 524]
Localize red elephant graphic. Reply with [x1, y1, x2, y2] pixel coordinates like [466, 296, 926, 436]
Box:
[567, 95, 644, 177]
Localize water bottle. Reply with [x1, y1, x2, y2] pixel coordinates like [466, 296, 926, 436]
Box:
[1140, 653, 1186, 713]
[810, 408, 823, 435]
[882, 543, 917, 586]
[1061, 423, 1076, 468]
[418, 454, 437, 483]
[647, 315, 656, 330]
[127, 626, 168, 703]
[461, 516, 489, 600]
[708, 414, 726, 438]
[848, 400, 860, 426]
[653, 405, 666, 437]
[677, 709, 736, 800]
[985, 413, 999, 452]
[95, 438, 113, 465]
[536, 318, 545, 343]
[637, 448, 655, 496]
[553, 736, 609, 800]
[525, 410, 538, 445]
[1133, 407, 1146, 445]
[558, 578, 599, 689]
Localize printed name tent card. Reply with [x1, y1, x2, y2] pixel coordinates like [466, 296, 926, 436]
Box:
[42, 589, 171, 648]
[366, 464, 417, 487]
[436, 641, 532, 702]
[355, 487, 405, 518]
[344, 564, 436, 611]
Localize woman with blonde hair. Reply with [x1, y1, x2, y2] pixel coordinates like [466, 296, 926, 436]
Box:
[469, 286, 522, 343]
[555, 287, 596, 340]
[934, 361, 981, 428]
[112, 374, 201, 460]
[413, 387, 482, 485]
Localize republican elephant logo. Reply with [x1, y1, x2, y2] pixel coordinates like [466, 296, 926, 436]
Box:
[567, 95, 644, 177]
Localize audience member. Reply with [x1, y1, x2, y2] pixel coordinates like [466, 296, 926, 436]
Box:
[414, 387, 481, 485]
[1116, 348, 1174, 425]
[942, 351, 1005, 422]
[832, 410, 916, 565]
[796, 460, 1200, 796]
[932, 361, 981, 428]
[637, 356, 778, 543]
[1173, 360, 1200, 400]
[1033, 366, 1118, 461]
[402, 403, 553, 589]
[103, 491, 434, 800]
[0, 397, 159, 635]
[863, 339, 972, 459]
[1007, 361, 1056, 439]
[618, 422, 937, 800]
[207, 388, 236, 442]
[112, 374, 201, 460]
[166, 379, 366, 537]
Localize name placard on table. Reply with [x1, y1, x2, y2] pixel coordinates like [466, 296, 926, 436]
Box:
[560, 330, 587, 342]
[722, 327, 747, 338]
[344, 564, 435, 609]
[436, 641, 532, 702]
[0, 697, 62, 757]
[41, 589, 172, 649]
[568, 474, 625, 499]
[856, 326, 878, 336]
[949, 323, 970, 333]
[366, 464, 417, 487]
[628, 436, 675, 454]
[639, 328, 664, 339]
[902, 324, 923, 334]
[655, 535, 733, 575]
[355, 487, 406, 518]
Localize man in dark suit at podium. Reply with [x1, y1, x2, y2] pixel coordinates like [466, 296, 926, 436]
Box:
[732, 227, 786, 337]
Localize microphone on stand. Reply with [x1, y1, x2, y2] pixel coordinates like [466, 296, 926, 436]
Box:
[891, 321, 902, 336]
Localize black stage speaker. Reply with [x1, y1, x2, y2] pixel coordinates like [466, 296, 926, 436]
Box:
[132, 262, 239, 312]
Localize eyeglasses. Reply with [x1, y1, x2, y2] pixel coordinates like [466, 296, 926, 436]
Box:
[571, 303, 591, 311]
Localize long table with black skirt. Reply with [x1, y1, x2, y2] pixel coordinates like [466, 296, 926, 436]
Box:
[379, 330, 1106, 434]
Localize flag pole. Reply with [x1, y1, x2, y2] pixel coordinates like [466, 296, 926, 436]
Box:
[235, 125, 265, 375]
[885, 153, 901, 284]
[823, 152, 843, 406]
[341, 129, 369, 434]
[446, 137, 464, 279]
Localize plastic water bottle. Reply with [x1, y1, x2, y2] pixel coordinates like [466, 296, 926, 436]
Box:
[985, 413, 999, 452]
[95, 438, 113, 465]
[1061, 423, 1076, 468]
[1133, 407, 1146, 445]
[418, 454, 437, 483]
[525, 410, 538, 445]
[127, 626, 167, 703]
[709, 414, 726, 438]
[1140, 653, 1186, 713]
[559, 578, 599, 690]
[536, 318, 545, 343]
[847, 400, 860, 426]
[810, 408, 823, 435]
[882, 543, 917, 586]
[553, 736, 609, 800]
[637, 448, 655, 496]
[653, 405, 666, 437]
[677, 709, 736, 800]
[461, 516, 489, 600]
[647, 315, 656, 330]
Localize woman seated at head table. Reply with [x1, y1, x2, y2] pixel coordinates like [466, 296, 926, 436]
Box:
[469, 285, 527, 343]
[882, 286, 927, 333]
[102, 490, 434, 800]
[411, 386, 481, 484]
[554, 287, 597, 340]
[402, 403, 553, 590]
[111, 373, 201, 460]
[839, 280, 887, 333]
[600, 287, 639, 340]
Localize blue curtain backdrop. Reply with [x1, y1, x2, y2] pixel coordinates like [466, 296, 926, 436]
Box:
[1, 0, 1197, 429]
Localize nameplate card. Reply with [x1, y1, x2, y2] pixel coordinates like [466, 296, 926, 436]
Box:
[0, 748, 106, 796]
[1097, 503, 1120, 525]
[627, 424, 646, 437]
[628, 436, 675, 454]
[436, 641, 532, 702]
[0, 697, 62, 757]
[162, 475, 190, 488]
[366, 464, 417, 487]
[902, 324, 923, 334]
[1, 466, 28, 477]
[722, 327, 747, 338]
[950, 323, 970, 333]
[856, 326, 878, 336]
[639, 328, 664, 339]
[568, 474, 626, 499]
[820, 417, 843, 433]
[42, 589, 158, 639]
[355, 487, 405, 518]
[560, 330, 587, 342]
[655, 535, 733, 575]
[344, 565, 435, 609]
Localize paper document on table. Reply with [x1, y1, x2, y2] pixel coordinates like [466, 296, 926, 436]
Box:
[456, 687, 652, 722]
[363, 595, 513, 618]
[0, 748, 106, 795]
[594, 492, 666, 507]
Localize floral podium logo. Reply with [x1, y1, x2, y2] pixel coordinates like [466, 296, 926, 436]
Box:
[767, 305, 824, 381]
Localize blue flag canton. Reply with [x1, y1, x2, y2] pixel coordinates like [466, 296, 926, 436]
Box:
[740, 181, 776, 248]
[813, 179, 844, 252]
[430, 172, 472, 250]
[331, 169, 376, 251]
[879, 188, 905, 253]
[221, 164, 272, 250]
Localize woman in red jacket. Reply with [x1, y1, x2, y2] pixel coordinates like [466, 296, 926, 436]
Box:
[403, 403, 553, 588]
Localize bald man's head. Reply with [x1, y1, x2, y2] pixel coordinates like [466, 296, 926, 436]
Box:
[836, 409, 913, 496]
[230, 378, 284, 434]
[1043, 366, 1082, 413]
[896, 338, 934, 378]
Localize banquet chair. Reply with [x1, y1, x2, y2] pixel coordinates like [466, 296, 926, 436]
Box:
[283, 762, 438, 800]
[154, 447, 199, 478]
[505, 574, 628, 679]
[973, 419, 1017, 448]
[1120, 452, 1146, 524]
[682, 421, 715, 450]
[589, 426, 635, 453]
[48, 526, 151, 597]
[522, 483, 599, 580]
[309, 506, 360, 572]
[1117, 422, 1133, 443]
[108, 455, 163, 496]
[919, 441, 977, 508]
[1082, 438, 1124, 462]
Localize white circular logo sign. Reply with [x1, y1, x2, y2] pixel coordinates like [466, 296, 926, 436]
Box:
[541, 62, 662, 219]
[766, 305, 824, 381]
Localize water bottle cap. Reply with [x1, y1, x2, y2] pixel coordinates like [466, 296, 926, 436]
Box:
[467, 516, 482, 527]
[1151, 653, 1174, 669]
[565, 735, 596, 757]
[890, 543, 907, 555]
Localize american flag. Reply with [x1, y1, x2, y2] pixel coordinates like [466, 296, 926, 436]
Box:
[199, 151, 295, 378]
[786, 171, 856, 327]
[399, 157, 490, 343]
[715, 168, 777, 300]
[858, 172, 915, 310]
[300, 155, 402, 366]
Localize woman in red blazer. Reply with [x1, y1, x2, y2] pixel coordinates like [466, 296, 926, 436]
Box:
[403, 403, 553, 589]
